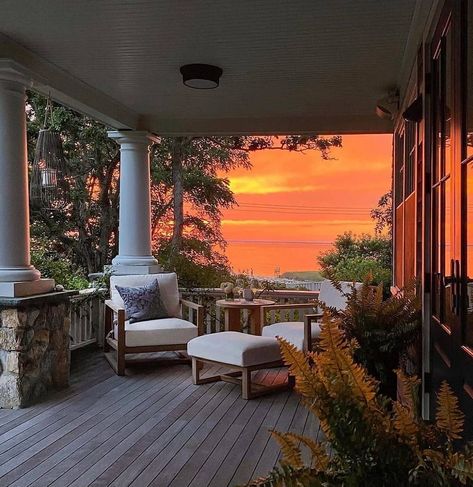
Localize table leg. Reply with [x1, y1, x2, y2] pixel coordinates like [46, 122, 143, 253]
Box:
[224, 308, 241, 332]
[249, 308, 262, 335]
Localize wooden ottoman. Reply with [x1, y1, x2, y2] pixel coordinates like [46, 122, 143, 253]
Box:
[187, 331, 294, 399]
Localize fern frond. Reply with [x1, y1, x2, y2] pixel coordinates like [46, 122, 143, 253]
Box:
[448, 451, 473, 485]
[278, 338, 321, 399]
[393, 402, 420, 442]
[271, 430, 303, 469]
[395, 369, 420, 415]
[282, 432, 330, 472]
[317, 318, 378, 404]
[245, 464, 322, 487]
[436, 381, 464, 441]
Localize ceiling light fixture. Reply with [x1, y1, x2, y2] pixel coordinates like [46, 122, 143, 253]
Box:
[180, 64, 223, 89]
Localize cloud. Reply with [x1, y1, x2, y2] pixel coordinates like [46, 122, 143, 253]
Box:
[229, 175, 322, 195]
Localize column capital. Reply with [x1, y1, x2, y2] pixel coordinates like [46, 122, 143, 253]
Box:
[0, 59, 35, 88]
[107, 130, 159, 147]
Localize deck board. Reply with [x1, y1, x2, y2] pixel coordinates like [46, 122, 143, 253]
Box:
[0, 347, 321, 487]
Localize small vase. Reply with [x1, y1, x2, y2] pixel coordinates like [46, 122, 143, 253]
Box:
[225, 292, 234, 301]
[242, 288, 254, 302]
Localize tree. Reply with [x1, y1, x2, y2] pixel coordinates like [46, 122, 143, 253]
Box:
[27, 92, 342, 287]
[27, 92, 121, 277]
[318, 232, 392, 288]
[371, 190, 392, 236]
[152, 135, 342, 286]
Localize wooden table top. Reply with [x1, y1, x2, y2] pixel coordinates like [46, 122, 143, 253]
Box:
[216, 298, 275, 308]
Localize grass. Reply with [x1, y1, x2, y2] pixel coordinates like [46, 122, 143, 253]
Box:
[280, 271, 324, 281]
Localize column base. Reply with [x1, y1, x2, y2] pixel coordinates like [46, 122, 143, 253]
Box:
[0, 278, 55, 298]
[107, 264, 162, 276]
[110, 255, 161, 275]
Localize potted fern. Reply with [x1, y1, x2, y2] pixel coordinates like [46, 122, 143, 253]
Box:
[246, 319, 473, 487]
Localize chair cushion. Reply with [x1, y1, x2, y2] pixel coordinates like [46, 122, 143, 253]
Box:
[110, 273, 181, 318]
[114, 317, 197, 347]
[116, 279, 170, 323]
[262, 321, 321, 350]
[187, 331, 281, 367]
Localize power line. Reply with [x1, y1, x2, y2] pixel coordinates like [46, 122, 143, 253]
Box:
[238, 202, 372, 211]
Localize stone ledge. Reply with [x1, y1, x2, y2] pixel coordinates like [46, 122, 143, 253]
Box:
[0, 290, 78, 307]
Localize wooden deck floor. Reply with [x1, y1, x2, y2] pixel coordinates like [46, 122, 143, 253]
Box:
[0, 347, 321, 487]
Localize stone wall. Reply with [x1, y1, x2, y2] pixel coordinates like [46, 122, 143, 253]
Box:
[0, 292, 75, 408]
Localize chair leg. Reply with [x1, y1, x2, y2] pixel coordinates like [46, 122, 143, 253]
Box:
[242, 368, 251, 400]
[116, 346, 126, 376]
[192, 357, 200, 384]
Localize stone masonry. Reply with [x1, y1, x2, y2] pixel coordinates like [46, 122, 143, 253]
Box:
[0, 292, 75, 408]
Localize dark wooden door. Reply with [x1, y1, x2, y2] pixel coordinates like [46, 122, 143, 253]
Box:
[428, 0, 473, 438]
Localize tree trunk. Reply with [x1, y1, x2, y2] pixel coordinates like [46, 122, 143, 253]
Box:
[170, 138, 186, 253]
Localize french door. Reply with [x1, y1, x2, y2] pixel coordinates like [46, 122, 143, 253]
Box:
[428, 0, 473, 437]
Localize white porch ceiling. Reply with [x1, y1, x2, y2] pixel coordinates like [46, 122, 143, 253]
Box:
[0, 0, 428, 135]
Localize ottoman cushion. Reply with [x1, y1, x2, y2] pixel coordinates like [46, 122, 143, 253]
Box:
[187, 331, 281, 367]
[262, 321, 321, 350]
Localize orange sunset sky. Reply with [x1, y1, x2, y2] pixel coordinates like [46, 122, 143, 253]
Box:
[220, 134, 393, 276]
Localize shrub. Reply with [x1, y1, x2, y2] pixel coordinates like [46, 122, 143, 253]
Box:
[329, 277, 421, 397]
[318, 232, 392, 291]
[31, 248, 89, 290]
[246, 319, 473, 487]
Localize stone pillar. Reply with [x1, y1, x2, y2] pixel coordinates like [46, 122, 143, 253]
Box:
[0, 66, 54, 297]
[108, 131, 161, 275]
[0, 292, 75, 408]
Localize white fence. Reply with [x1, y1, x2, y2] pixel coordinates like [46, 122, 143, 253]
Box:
[69, 289, 105, 350]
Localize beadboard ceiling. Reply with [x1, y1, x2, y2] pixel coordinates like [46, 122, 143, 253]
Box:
[0, 0, 427, 134]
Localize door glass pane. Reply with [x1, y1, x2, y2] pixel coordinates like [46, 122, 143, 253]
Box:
[464, 3, 473, 346]
[466, 163, 473, 345]
[432, 185, 441, 320]
[442, 176, 453, 326]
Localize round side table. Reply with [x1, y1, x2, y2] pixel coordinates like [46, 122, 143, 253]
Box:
[216, 298, 275, 335]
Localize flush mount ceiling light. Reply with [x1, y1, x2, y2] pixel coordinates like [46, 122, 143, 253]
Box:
[180, 64, 223, 89]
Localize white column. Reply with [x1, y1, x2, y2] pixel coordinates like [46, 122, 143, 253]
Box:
[108, 131, 160, 275]
[0, 67, 54, 296]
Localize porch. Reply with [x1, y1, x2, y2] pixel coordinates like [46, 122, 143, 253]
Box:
[0, 346, 319, 487]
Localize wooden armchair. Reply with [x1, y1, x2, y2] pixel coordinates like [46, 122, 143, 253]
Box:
[261, 280, 362, 352]
[103, 273, 204, 375]
[260, 303, 322, 352]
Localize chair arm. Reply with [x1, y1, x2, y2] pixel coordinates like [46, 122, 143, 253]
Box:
[180, 299, 205, 335]
[105, 299, 125, 314]
[260, 303, 318, 326]
[303, 313, 323, 353]
[104, 300, 125, 347]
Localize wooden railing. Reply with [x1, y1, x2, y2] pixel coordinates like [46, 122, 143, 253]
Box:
[180, 288, 319, 334]
[69, 289, 105, 350]
[69, 287, 319, 349]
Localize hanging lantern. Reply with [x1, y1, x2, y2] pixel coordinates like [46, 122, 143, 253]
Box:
[30, 97, 69, 210]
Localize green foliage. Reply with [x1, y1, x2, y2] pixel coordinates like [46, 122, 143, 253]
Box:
[246, 319, 473, 487]
[158, 239, 232, 288]
[31, 244, 89, 290]
[27, 92, 120, 275]
[329, 277, 421, 396]
[318, 232, 392, 290]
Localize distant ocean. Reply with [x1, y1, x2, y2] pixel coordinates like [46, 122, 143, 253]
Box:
[225, 240, 333, 277]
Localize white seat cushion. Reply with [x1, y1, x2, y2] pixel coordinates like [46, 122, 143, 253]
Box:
[262, 321, 321, 350]
[114, 318, 197, 347]
[187, 331, 281, 367]
[110, 273, 181, 318]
